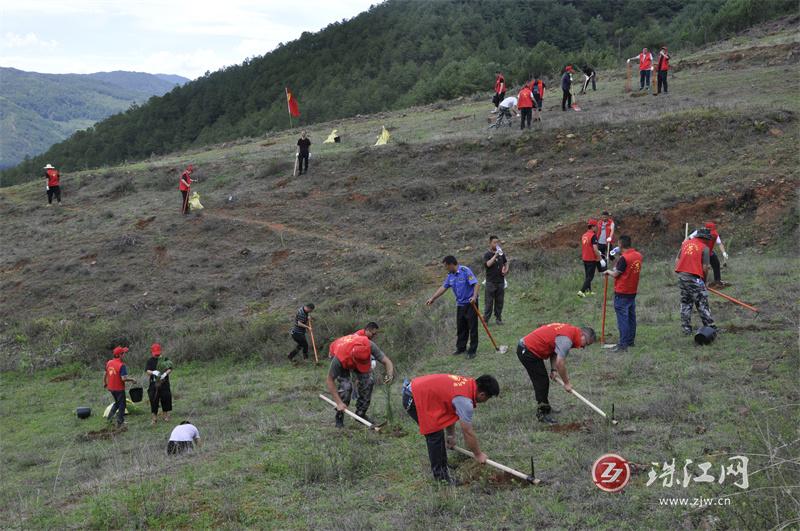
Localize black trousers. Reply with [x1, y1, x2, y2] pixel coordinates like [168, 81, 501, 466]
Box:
[562, 90, 572, 110]
[597, 243, 610, 272]
[640, 69, 651, 89]
[581, 260, 597, 292]
[582, 75, 596, 92]
[709, 252, 722, 283]
[181, 190, 190, 214]
[148, 382, 172, 414]
[298, 153, 309, 173]
[483, 281, 505, 321]
[516, 343, 550, 407]
[456, 303, 478, 353]
[289, 331, 309, 359]
[493, 91, 506, 108]
[403, 387, 450, 482]
[47, 186, 61, 204]
[167, 441, 193, 455]
[657, 70, 668, 93]
[520, 108, 532, 129]
[108, 390, 126, 426]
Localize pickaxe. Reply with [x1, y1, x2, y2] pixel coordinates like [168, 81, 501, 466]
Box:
[452, 446, 540, 485]
[318, 394, 385, 431]
[554, 376, 618, 425]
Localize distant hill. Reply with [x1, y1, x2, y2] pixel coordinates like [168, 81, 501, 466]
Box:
[0, 68, 189, 169]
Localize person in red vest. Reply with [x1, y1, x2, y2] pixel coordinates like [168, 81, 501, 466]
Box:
[628, 48, 653, 91]
[530, 76, 545, 122]
[43, 164, 61, 206]
[325, 330, 394, 428]
[104, 346, 137, 428]
[690, 221, 729, 286]
[517, 82, 534, 130]
[675, 228, 715, 335]
[516, 323, 596, 424]
[179, 165, 194, 214]
[401, 373, 500, 483]
[595, 211, 615, 268]
[491, 71, 506, 112]
[578, 220, 604, 297]
[603, 235, 643, 352]
[655, 46, 670, 95]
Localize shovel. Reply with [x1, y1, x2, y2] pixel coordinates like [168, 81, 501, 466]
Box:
[318, 394, 385, 431]
[308, 317, 319, 365]
[471, 300, 508, 354]
[452, 446, 540, 485]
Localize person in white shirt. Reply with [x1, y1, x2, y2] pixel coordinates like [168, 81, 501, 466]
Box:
[167, 421, 201, 455]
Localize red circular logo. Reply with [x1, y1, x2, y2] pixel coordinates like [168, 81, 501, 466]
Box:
[591, 453, 630, 492]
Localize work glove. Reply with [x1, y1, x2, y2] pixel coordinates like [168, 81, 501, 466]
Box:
[599, 259, 606, 268]
[371, 360, 377, 370]
[160, 373, 167, 380]
[152, 370, 160, 377]
[606, 237, 612, 243]
[626, 59, 631, 64]
[723, 252, 729, 260]
[610, 246, 620, 257]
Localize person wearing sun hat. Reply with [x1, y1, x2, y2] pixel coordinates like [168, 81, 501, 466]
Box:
[104, 346, 136, 428]
[43, 163, 61, 206]
[145, 343, 174, 425]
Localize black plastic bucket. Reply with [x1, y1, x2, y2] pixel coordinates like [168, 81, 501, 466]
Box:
[129, 387, 144, 403]
[76, 407, 91, 419]
[694, 326, 717, 345]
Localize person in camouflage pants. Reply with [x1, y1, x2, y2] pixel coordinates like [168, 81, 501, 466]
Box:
[336, 372, 374, 421]
[679, 275, 715, 334]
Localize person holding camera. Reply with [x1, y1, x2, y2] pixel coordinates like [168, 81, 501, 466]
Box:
[483, 235, 509, 325]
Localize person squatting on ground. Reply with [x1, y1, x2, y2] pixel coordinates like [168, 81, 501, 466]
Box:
[179, 164, 193, 214]
[483, 236, 509, 325]
[675, 228, 715, 335]
[44, 164, 61, 206]
[628, 48, 654, 90]
[578, 219, 605, 296]
[595, 211, 615, 269]
[516, 323, 596, 424]
[561, 65, 574, 111]
[297, 131, 311, 175]
[326, 328, 394, 427]
[402, 373, 499, 484]
[491, 71, 506, 112]
[656, 46, 670, 95]
[690, 222, 729, 286]
[288, 303, 315, 361]
[496, 95, 518, 125]
[580, 65, 596, 94]
[603, 235, 642, 353]
[146, 343, 173, 425]
[104, 346, 137, 428]
[530, 76, 545, 122]
[427, 255, 480, 358]
[167, 421, 201, 455]
[518, 82, 534, 129]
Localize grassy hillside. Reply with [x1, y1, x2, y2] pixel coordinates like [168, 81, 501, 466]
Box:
[0, 68, 187, 169]
[0, 25, 798, 529]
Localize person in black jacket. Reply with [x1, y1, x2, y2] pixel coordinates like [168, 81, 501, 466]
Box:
[296, 131, 311, 175]
[288, 303, 315, 361]
[579, 65, 596, 94]
[561, 66, 573, 111]
[146, 343, 173, 425]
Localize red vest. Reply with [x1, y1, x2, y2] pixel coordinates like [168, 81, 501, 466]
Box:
[596, 218, 615, 243]
[411, 374, 477, 435]
[518, 87, 533, 108]
[581, 230, 597, 261]
[704, 229, 719, 252]
[179, 171, 192, 191]
[523, 323, 584, 360]
[675, 239, 705, 278]
[46, 169, 60, 187]
[615, 248, 642, 295]
[105, 358, 125, 391]
[639, 52, 652, 70]
[330, 334, 371, 372]
[494, 75, 505, 93]
[532, 80, 544, 99]
[657, 52, 670, 71]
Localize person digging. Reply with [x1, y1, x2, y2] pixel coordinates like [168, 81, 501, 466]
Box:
[104, 346, 137, 429]
[402, 373, 500, 484]
[675, 228, 715, 335]
[516, 323, 596, 424]
[145, 343, 173, 425]
[325, 331, 394, 428]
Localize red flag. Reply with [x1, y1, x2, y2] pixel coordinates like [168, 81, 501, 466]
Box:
[286, 87, 300, 117]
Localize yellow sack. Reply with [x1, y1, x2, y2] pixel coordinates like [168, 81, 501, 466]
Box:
[375, 126, 390, 146]
[189, 191, 204, 210]
[103, 398, 138, 418]
[323, 129, 339, 143]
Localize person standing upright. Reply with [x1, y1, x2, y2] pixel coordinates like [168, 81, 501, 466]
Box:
[104, 346, 136, 429]
[483, 236, 509, 325]
[491, 71, 506, 113]
[179, 165, 193, 215]
[517, 82, 534, 130]
[530, 76, 545, 122]
[675, 229, 715, 335]
[655, 46, 670, 95]
[288, 303, 315, 362]
[578, 220, 604, 297]
[628, 48, 653, 91]
[296, 131, 311, 175]
[596, 211, 616, 269]
[561, 66, 573, 111]
[603, 235, 642, 352]
[426, 256, 480, 358]
[43, 164, 61, 206]
[145, 343, 173, 425]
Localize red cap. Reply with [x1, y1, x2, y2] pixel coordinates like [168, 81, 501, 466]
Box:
[352, 348, 372, 373]
[113, 346, 129, 357]
[588, 218, 598, 226]
[705, 221, 716, 230]
[151, 343, 162, 356]
[566, 65, 573, 72]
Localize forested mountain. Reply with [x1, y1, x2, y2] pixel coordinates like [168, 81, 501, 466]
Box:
[0, 68, 188, 170]
[1, 0, 794, 185]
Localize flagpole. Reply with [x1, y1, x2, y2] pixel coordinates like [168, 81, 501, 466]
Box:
[285, 87, 293, 130]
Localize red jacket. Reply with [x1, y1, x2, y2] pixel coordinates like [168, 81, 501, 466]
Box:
[581, 230, 598, 261]
[675, 239, 705, 278]
[411, 374, 477, 435]
[518, 86, 533, 109]
[523, 323, 584, 360]
[179, 171, 192, 191]
[614, 248, 642, 295]
[494, 75, 505, 94]
[46, 169, 60, 187]
[105, 358, 126, 391]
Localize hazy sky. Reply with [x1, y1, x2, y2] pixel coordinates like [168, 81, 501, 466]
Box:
[0, 0, 379, 79]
